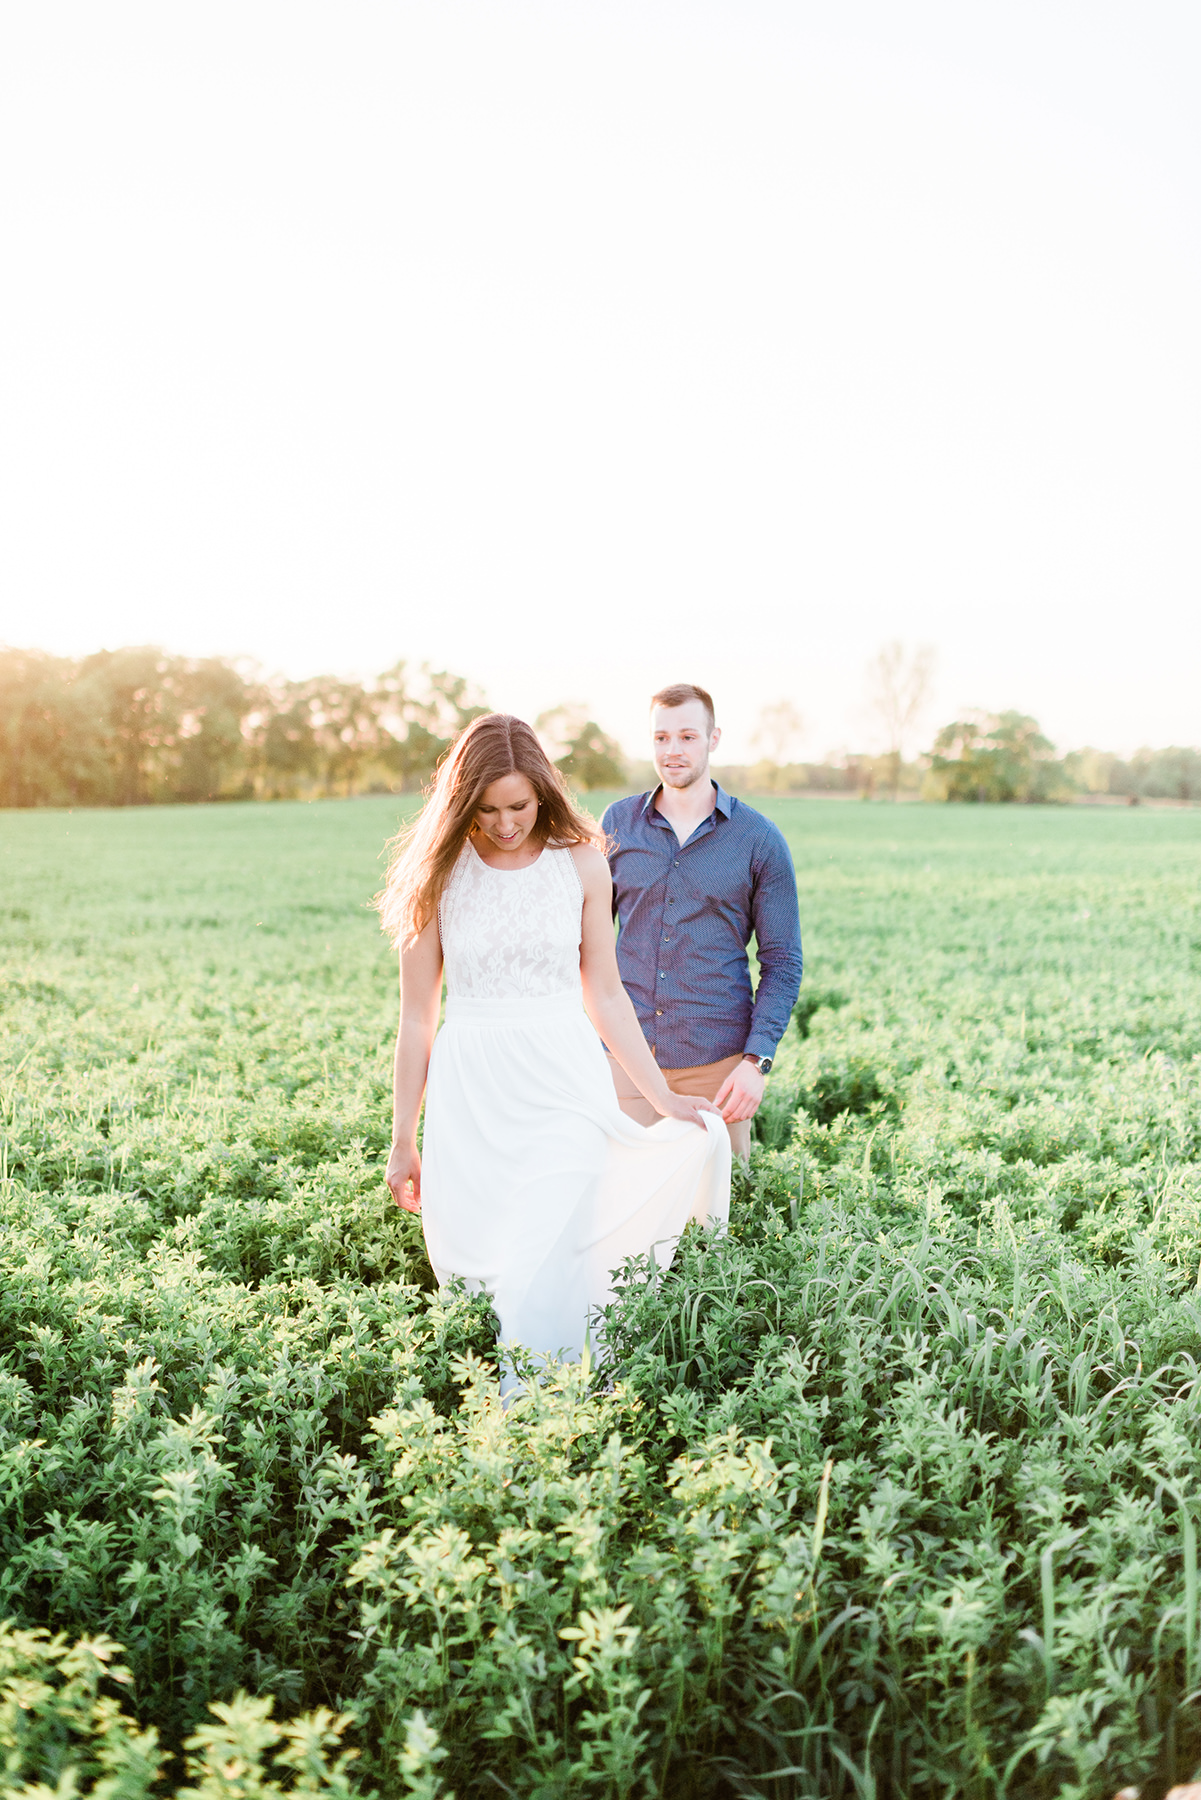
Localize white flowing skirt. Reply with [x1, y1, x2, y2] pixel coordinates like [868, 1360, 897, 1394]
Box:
[421, 989, 731, 1364]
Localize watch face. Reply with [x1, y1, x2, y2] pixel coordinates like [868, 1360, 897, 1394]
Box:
[759, 1057, 773, 1074]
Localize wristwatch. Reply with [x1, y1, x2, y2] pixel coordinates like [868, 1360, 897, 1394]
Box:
[742, 1053, 773, 1075]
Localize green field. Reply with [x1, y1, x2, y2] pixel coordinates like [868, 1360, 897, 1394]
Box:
[2, 795, 1201, 1799]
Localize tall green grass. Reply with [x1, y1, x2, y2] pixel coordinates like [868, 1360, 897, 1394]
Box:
[1, 796, 1200, 1798]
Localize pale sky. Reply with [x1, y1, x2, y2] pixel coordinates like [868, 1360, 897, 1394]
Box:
[2, 1, 1198, 762]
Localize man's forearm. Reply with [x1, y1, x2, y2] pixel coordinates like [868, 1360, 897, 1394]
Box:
[746, 841, 803, 1056]
[745, 943, 803, 1057]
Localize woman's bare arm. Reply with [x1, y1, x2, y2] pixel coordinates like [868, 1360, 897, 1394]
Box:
[385, 915, 444, 1211]
[573, 844, 717, 1128]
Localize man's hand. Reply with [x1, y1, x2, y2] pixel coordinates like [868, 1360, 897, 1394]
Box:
[386, 1141, 422, 1213]
[714, 1058, 766, 1123]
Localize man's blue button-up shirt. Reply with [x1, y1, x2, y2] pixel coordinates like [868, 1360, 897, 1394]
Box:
[601, 782, 803, 1068]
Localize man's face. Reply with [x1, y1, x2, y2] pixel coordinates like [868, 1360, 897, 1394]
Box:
[651, 702, 720, 790]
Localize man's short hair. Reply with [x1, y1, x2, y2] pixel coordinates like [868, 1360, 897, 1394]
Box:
[650, 682, 715, 735]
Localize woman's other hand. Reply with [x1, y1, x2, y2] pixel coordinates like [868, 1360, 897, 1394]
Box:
[655, 1091, 721, 1130]
[386, 1141, 422, 1212]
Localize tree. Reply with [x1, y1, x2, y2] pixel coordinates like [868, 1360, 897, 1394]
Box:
[536, 704, 627, 791]
[271, 676, 385, 796]
[0, 646, 493, 805]
[1131, 746, 1201, 802]
[928, 710, 1070, 802]
[375, 662, 489, 790]
[75, 647, 188, 805]
[1061, 747, 1118, 796]
[175, 659, 254, 801]
[866, 642, 935, 800]
[0, 648, 101, 806]
[0, 646, 259, 805]
[751, 700, 804, 766]
[257, 683, 321, 796]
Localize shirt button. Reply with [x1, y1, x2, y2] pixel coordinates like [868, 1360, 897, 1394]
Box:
[655, 1008, 663, 1016]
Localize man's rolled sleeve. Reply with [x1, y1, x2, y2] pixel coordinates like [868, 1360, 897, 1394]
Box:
[744, 826, 803, 1059]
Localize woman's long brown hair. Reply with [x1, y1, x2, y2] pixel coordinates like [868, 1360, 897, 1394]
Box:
[376, 712, 605, 946]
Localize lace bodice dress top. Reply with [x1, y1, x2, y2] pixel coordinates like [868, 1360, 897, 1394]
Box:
[439, 840, 585, 1001]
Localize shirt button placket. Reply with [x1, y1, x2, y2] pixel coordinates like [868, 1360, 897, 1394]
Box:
[659, 852, 679, 1027]
[657, 850, 672, 1019]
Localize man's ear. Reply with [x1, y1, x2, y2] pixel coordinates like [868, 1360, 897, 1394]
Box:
[710, 725, 722, 754]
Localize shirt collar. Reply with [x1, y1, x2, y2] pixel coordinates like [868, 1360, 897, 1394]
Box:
[639, 779, 732, 823]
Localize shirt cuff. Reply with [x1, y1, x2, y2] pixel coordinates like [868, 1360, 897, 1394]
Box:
[743, 1035, 777, 1061]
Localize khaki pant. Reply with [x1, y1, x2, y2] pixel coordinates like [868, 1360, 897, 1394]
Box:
[606, 1051, 751, 1163]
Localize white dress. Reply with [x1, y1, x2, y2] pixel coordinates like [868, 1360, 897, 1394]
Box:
[421, 838, 731, 1365]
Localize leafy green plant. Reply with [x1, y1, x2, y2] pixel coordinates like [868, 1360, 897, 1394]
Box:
[2, 794, 1201, 1797]
[0, 1620, 368, 1800]
[791, 985, 849, 1038]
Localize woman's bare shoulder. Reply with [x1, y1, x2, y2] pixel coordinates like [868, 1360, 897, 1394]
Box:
[567, 841, 611, 890]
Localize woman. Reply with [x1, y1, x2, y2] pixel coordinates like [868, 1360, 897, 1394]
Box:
[378, 712, 730, 1373]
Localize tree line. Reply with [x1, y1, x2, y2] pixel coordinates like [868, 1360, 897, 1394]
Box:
[749, 640, 1200, 804]
[733, 713, 1201, 804]
[0, 643, 1195, 807]
[0, 646, 477, 807]
[929, 712, 1201, 804]
[0, 646, 629, 809]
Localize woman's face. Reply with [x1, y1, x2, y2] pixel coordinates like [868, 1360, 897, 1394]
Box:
[473, 771, 539, 854]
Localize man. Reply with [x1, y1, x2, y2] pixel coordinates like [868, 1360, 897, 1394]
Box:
[601, 682, 803, 1161]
